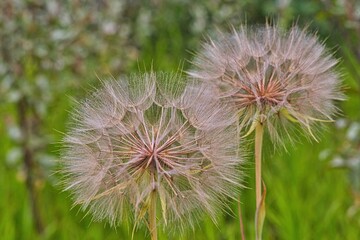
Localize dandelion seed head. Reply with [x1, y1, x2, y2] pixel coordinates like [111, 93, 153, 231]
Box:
[189, 24, 344, 144]
[61, 73, 243, 230]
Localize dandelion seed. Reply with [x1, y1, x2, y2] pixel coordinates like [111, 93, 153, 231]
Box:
[61, 72, 243, 238]
[189, 24, 344, 145]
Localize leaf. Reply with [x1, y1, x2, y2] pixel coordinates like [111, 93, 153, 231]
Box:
[158, 186, 167, 225]
[280, 108, 298, 123]
[241, 110, 260, 138]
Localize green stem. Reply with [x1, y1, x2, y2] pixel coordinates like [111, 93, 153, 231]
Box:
[238, 199, 246, 240]
[255, 122, 265, 240]
[255, 123, 264, 208]
[149, 190, 157, 240]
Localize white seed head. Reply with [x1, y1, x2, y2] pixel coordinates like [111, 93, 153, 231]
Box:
[61, 73, 243, 231]
[189, 24, 344, 144]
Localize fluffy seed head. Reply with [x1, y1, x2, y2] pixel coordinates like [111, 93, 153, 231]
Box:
[189, 24, 344, 144]
[61, 72, 243, 231]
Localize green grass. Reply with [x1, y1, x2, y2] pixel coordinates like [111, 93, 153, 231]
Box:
[1, 56, 360, 240]
[1, 6, 360, 238]
[1, 108, 359, 239]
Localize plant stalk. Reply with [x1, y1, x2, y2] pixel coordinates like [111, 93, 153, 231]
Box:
[255, 123, 264, 208]
[238, 199, 246, 240]
[255, 122, 265, 240]
[149, 190, 157, 240]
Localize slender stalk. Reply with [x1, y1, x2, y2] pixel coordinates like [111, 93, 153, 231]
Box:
[254, 122, 265, 240]
[149, 190, 157, 240]
[255, 123, 264, 209]
[238, 199, 246, 240]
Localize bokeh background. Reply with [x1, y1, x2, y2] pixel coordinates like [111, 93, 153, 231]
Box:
[0, 0, 359, 239]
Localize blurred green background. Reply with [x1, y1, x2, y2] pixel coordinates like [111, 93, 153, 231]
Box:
[1, 0, 359, 239]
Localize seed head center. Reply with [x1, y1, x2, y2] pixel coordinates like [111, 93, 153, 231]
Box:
[255, 79, 286, 106]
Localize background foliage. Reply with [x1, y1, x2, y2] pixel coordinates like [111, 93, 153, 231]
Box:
[0, 0, 359, 239]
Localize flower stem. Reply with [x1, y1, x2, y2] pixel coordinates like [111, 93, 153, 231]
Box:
[254, 122, 265, 240]
[149, 190, 157, 240]
[255, 123, 264, 208]
[238, 199, 246, 240]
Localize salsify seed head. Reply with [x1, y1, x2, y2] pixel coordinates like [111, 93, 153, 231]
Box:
[189, 24, 344, 145]
[61, 72, 243, 230]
